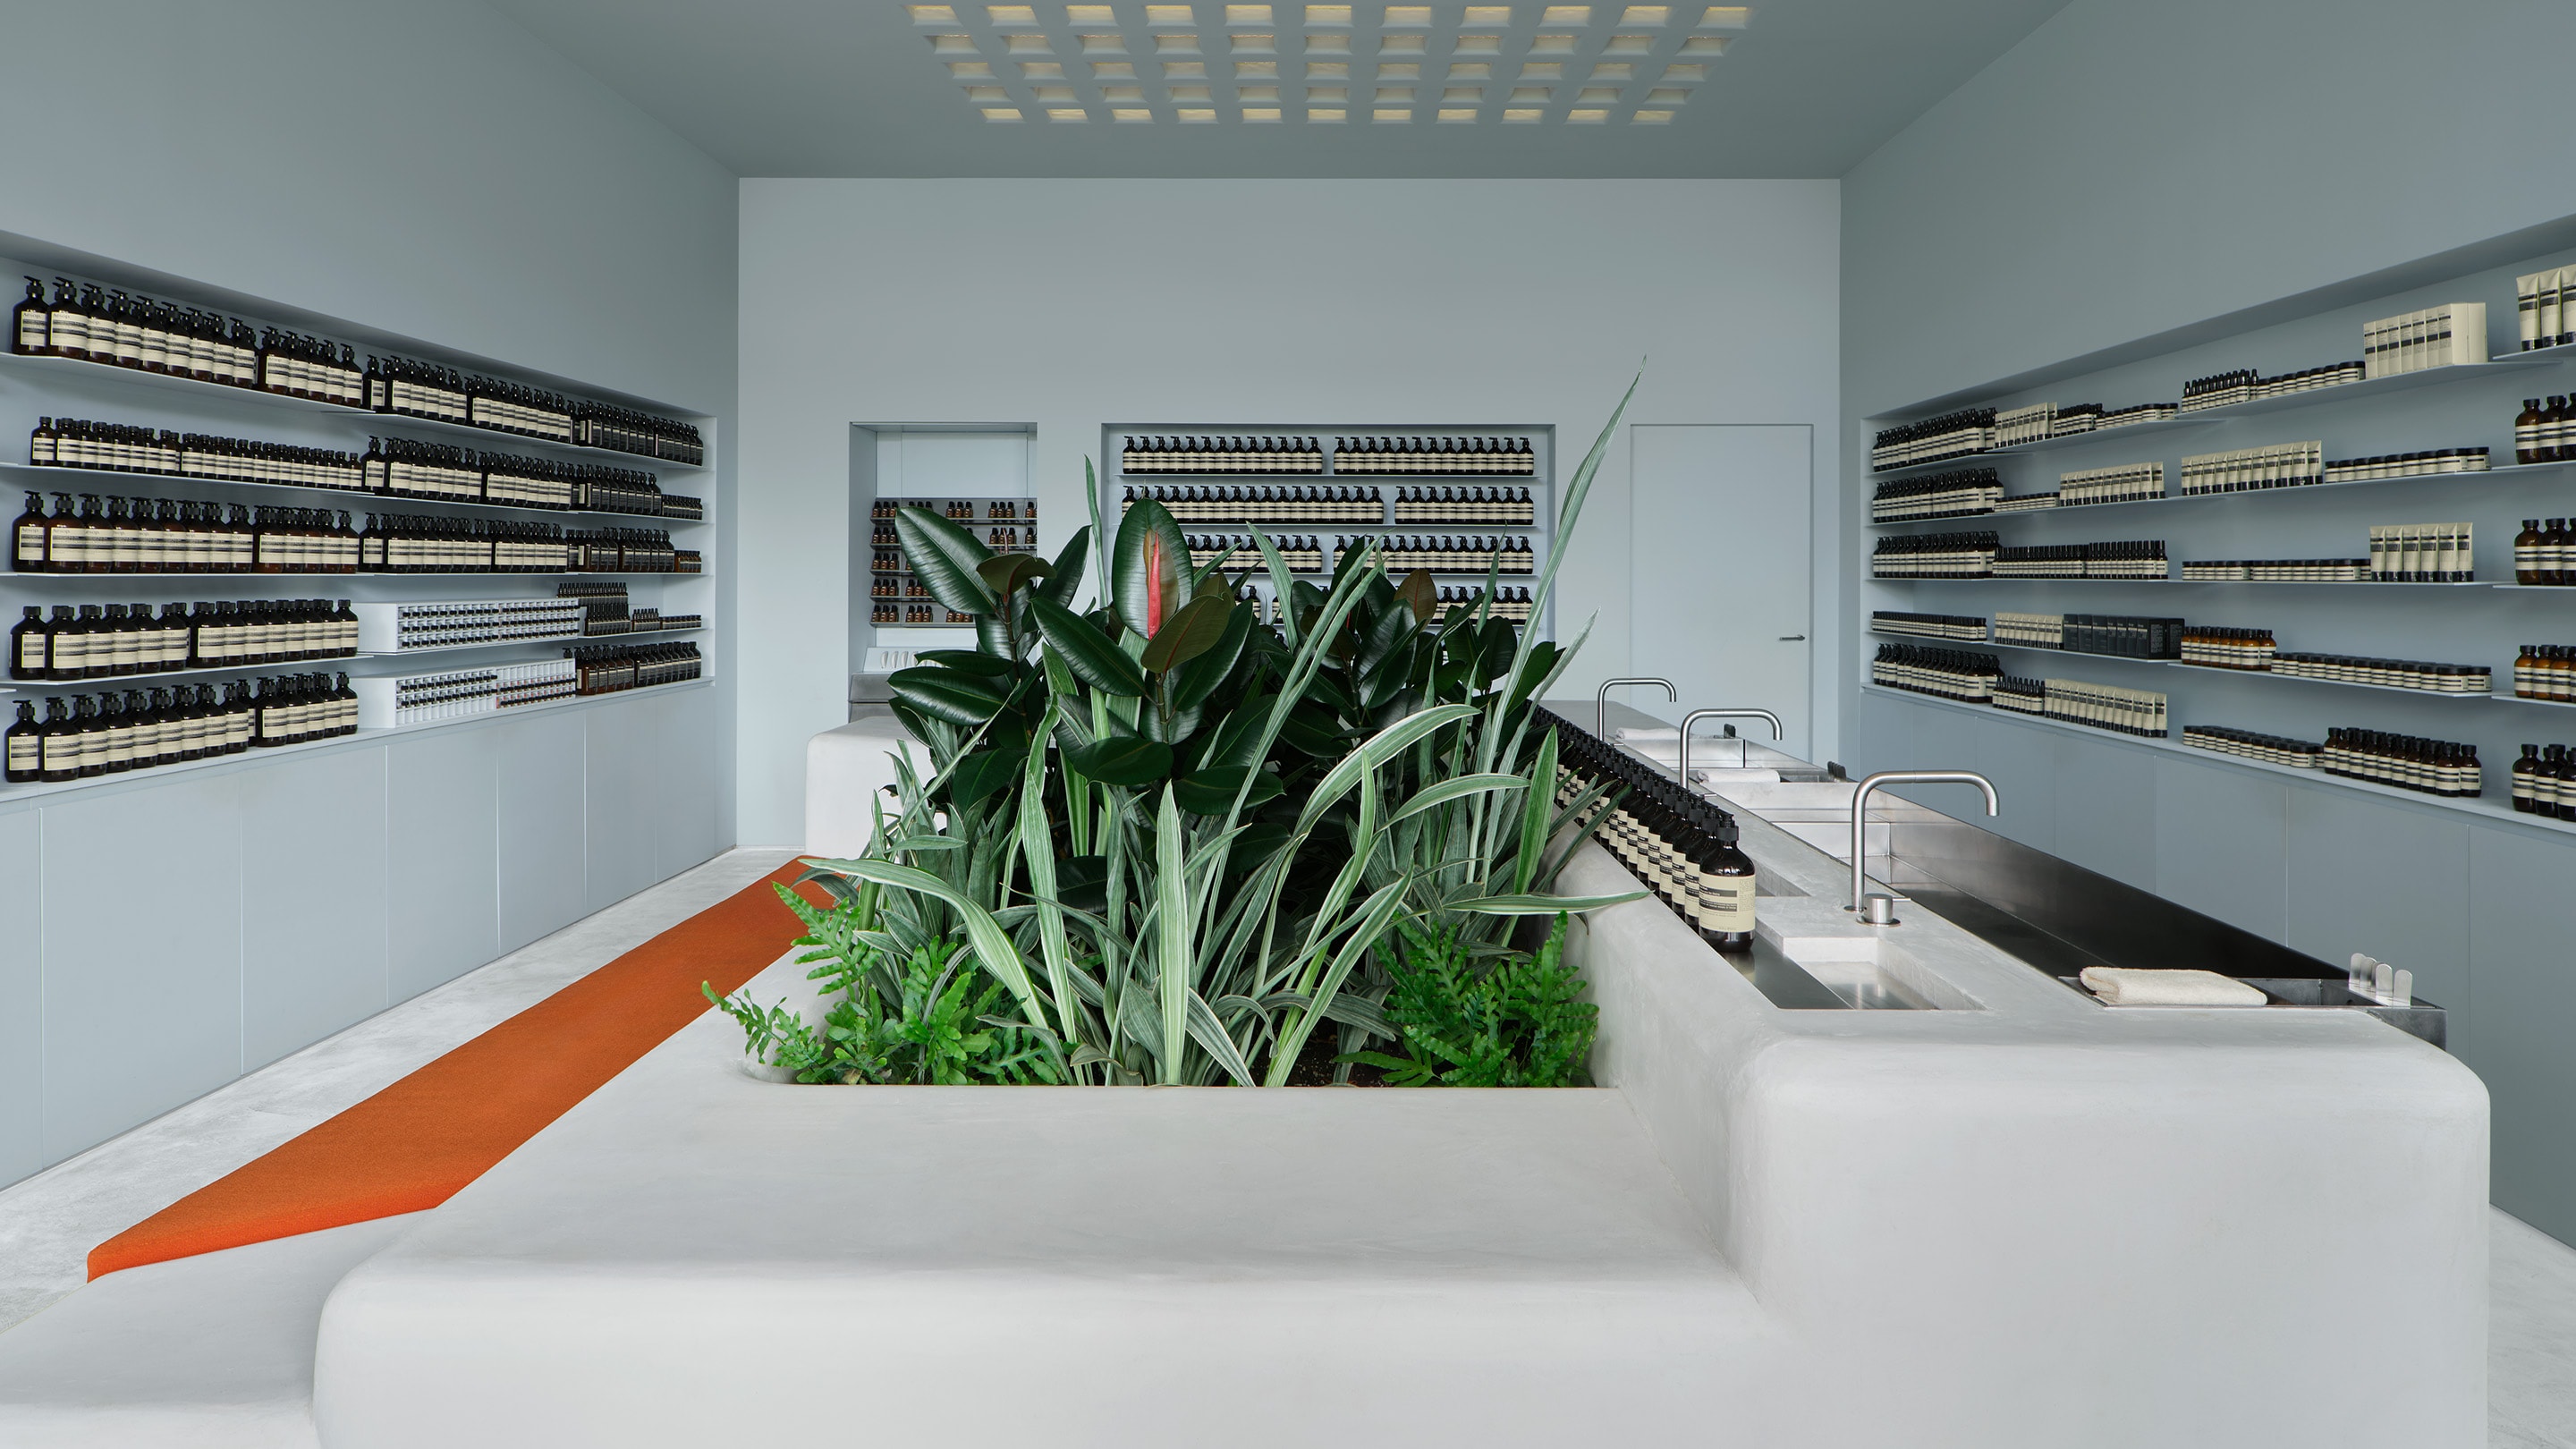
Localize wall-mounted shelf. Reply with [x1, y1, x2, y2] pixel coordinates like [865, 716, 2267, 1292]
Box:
[1870, 461, 2573, 529]
[2165, 661, 2488, 700]
[1878, 577, 2489, 588]
[0, 461, 708, 523]
[0, 351, 707, 471]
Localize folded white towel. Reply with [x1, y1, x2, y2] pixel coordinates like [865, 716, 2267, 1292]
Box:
[1612, 726, 1680, 743]
[2079, 967, 2266, 1007]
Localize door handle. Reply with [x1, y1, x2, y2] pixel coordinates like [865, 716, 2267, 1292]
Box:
[1778, 634, 1806, 641]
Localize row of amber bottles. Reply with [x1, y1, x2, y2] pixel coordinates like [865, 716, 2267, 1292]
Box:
[1546, 714, 1757, 953]
[3, 674, 357, 784]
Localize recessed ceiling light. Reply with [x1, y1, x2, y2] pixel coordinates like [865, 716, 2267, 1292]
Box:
[1698, 5, 1748, 26]
[948, 59, 996, 76]
[982, 106, 1024, 121]
[1503, 107, 1541, 122]
[1306, 59, 1350, 76]
[1305, 31, 1352, 51]
[1243, 105, 1283, 119]
[1146, 4, 1195, 23]
[1453, 33, 1502, 54]
[963, 84, 1010, 100]
[1231, 30, 1275, 50]
[1631, 107, 1672, 123]
[1464, 4, 1512, 21]
[1306, 3, 1352, 23]
[1226, 3, 1273, 21]
[1382, 5, 1431, 25]
[1589, 62, 1631, 79]
[1033, 84, 1077, 100]
[1438, 106, 1477, 122]
[1309, 106, 1347, 121]
[1526, 33, 1577, 53]
[1602, 33, 1653, 54]
[1643, 85, 1689, 102]
[1174, 81, 1217, 97]
[1375, 85, 1414, 101]
[1659, 62, 1704, 81]
[1374, 106, 1412, 121]
[1576, 85, 1619, 101]
[1447, 61, 1492, 78]
[1102, 83, 1146, 99]
[907, 4, 960, 22]
[1179, 106, 1218, 120]
[1237, 82, 1280, 97]
[1155, 32, 1200, 50]
[1114, 107, 1154, 120]
[1006, 32, 1055, 52]
[1162, 58, 1208, 74]
[1566, 106, 1606, 121]
[1092, 59, 1139, 76]
[1618, 4, 1669, 23]
[1677, 35, 1726, 54]
[1019, 60, 1067, 76]
[1080, 32, 1128, 50]
[1235, 58, 1279, 75]
[1047, 106, 1089, 120]
[1441, 84, 1483, 100]
[1519, 61, 1563, 77]
[1508, 85, 1550, 101]
[987, 4, 1038, 24]
[929, 33, 979, 53]
[1066, 3, 1115, 20]
[1540, 5, 1590, 23]
[1377, 32, 1427, 53]
[1378, 61, 1420, 77]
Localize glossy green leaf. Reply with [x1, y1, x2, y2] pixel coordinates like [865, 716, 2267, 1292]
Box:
[1168, 602, 1253, 712]
[1394, 569, 1436, 626]
[1140, 592, 1232, 674]
[1037, 526, 1091, 606]
[918, 648, 1013, 677]
[1449, 892, 1645, 915]
[1029, 595, 1148, 697]
[976, 551, 1053, 598]
[893, 507, 997, 615]
[888, 667, 1007, 725]
[949, 748, 1021, 809]
[1064, 734, 1174, 785]
[1174, 766, 1283, 816]
[1112, 496, 1190, 638]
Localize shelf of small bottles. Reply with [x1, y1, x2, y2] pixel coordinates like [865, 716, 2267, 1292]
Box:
[0, 675, 714, 805]
[7, 625, 704, 689]
[1877, 631, 2576, 712]
[1879, 576, 2490, 587]
[0, 352, 708, 471]
[1859, 682, 2576, 837]
[1868, 358, 2565, 477]
[1867, 461, 2576, 529]
[1, 461, 709, 524]
[4, 570, 705, 582]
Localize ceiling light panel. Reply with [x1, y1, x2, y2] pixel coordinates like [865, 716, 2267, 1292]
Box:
[915, 1, 1725, 128]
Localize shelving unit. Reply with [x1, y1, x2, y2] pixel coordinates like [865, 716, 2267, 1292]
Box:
[1870, 460, 2576, 529]
[862, 494, 1038, 630]
[1873, 629, 2576, 710]
[1, 248, 716, 805]
[1098, 423, 1557, 639]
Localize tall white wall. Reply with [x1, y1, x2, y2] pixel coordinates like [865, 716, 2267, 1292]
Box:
[737, 177, 1842, 843]
[0, 0, 740, 1185]
[1840, 0, 2576, 1241]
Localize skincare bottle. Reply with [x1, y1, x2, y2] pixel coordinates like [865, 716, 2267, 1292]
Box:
[12, 278, 46, 355]
[4, 701, 38, 783]
[2513, 744, 2543, 813]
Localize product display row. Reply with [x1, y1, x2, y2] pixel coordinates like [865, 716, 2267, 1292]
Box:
[2322, 728, 2483, 796]
[3, 674, 355, 784]
[2182, 725, 2321, 769]
[1869, 408, 1997, 472]
[2058, 462, 2164, 506]
[2364, 303, 2487, 379]
[1183, 534, 1326, 572]
[2512, 645, 2576, 702]
[2263, 653, 2492, 694]
[1869, 609, 1987, 640]
[28, 419, 698, 517]
[2321, 449, 2490, 484]
[1363, 534, 1538, 574]
[2180, 364, 2364, 411]
[2512, 397, 2576, 462]
[359, 659, 575, 726]
[1390, 486, 1541, 525]
[1115, 436, 1539, 477]
[1544, 716, 1756, 953]
[869, 602, 978, 626]
[2516, 268, 2576, 352]
[355, 598, 589, 653]
[12, 277, 704, 465]
[13, 598, 356, 681]
[2181, 626, 2277, 670]
[1992, 541, 2168, 580]
[1869, 468, 2002, 523]
[2512, 520, 2576, 583]
[567, 640, 702, 695]
[1118, 485, 1385, 523]
[2178, 558, 2373, 581]
[2180, 442, 2324, 496]
[2511, 744, 2576, 817]
[2367, 523, 2477, 581]
[1870, 643, 2001, 702]
[11, 494, 698, 575]
[1994, 612, 2183, 657]
[1996, 676, 2170, 737]
[1868, 531, 1998, 579]
[864, 497, 1034, 523]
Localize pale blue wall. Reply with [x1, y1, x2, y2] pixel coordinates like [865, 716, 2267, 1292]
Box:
[0, 0, 740, 1185]
[1840, 0, 2576, 1241]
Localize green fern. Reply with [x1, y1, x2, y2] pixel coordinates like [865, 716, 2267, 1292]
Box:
[1341, 912, 1596, 1088]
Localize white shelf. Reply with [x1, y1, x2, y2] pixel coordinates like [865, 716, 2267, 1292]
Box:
[2165, 662, 2488, 700]
[0, 351, 706, 471]
[0, 674, 712, 807]
[1877, 576, 2486, 587]
[1860, 682, 2570, 837]
[5, 626, 704, 693]
[4, 571, 706, 582]
[1868, 462, 2572, 529]
[1868, 359, 2563, 477]
[0, 462, 708, 523]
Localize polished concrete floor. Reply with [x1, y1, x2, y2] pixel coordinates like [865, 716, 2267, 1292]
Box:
[0, 842, 2570, 1447]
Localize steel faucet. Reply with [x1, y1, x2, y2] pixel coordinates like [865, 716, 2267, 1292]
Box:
[1595, 677, 1676, 737]
[1678, 708, 1786, 783]
[1847, 771, 1999, 917]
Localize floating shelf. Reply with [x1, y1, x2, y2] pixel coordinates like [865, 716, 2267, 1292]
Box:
[1877, 577, 2487, 587]
[0, 461, 708, 523]
[1860, 682, 2570, 837]
[2165, 662, 2487, 700]
[3, 571, 705, 582]
[0, 352, 707, 471]
[1868, 461, 2574, 529]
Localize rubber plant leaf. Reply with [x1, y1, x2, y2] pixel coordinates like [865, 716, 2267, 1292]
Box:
[1064, 734, 1174, 785]
[893, 506, 997, 615]
[976, 551, 1053, 599]
[917, 648, 1014, 678]
[1140, 592, 1232, 675]
[949, 749, 1021, 809]
[1030, 595, 1148, 697]
[1112, 496, 1190, 638]
[1035, 526, 1091, 607]
[1394, 569, 1437, 626]
[887, 667, 1007, 726]
[1167, 601, 1254, 712]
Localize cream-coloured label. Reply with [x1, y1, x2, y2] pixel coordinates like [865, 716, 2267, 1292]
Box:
[1698, 870, 1757, 933]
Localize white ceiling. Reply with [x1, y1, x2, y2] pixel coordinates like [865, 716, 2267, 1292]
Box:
[486, 0, 2072, 177]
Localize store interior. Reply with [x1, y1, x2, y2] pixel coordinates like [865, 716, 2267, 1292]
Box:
[1, 1, 2572, 1445]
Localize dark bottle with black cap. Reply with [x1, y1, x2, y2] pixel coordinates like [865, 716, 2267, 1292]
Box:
[1690, 801, 1758, 953]
[13, 278, 48, 355]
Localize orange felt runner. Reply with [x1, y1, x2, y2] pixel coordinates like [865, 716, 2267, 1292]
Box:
[89, 860, 826, 1280]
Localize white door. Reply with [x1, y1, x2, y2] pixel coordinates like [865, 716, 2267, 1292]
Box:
[1629, 424, 1813, 760]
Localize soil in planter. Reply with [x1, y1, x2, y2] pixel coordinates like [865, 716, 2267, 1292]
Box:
[1284, 1032, 1392, 1088]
